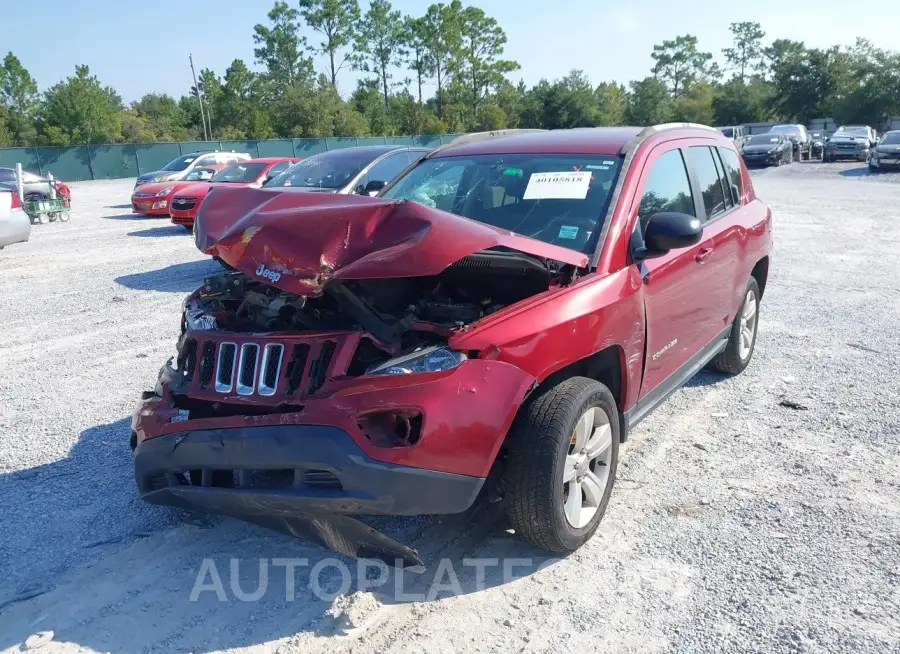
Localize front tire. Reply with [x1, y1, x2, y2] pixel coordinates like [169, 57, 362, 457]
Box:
[709, 278, 760, 375]
[505, 377, 619, 553]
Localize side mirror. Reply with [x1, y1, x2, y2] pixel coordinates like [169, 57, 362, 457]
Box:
[634, 212, 703, 260]
[360, 179, 386, 196]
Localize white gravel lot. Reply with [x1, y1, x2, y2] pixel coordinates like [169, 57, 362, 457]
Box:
[0, 163, 899, 653]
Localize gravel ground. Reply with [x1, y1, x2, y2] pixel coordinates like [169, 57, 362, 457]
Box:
[1, 162, 898, 653]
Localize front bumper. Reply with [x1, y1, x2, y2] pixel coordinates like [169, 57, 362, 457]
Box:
[132, 197, 171, 215]
[826, 148, 869, 160]
[742, 154, 779, 166]
[133, 420, 488, 566]
[870, 156, 900, 169]
[170, 206, 198, 226]
[134, 424, 484, 517]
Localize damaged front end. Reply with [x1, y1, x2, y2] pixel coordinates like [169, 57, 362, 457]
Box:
[133, 191, 584, 564]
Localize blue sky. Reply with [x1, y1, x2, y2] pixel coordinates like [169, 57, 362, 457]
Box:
[7, 0, 900, 103]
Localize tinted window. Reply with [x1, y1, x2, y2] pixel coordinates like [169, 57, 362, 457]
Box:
[383, 154, 623, 254]
[710, 149, 732, 210]
[0, 168, 17, 183]
[264, 149, 384, 190]
[161, 155, 196, 171]
[720, 128, 734, 138]
[718, 148, 743, 206]
[688, 147, 727, 220]
[882, 132, 900, 144]
[746, 134, 781, 146]
[637, 149, 695, 233]
[264, 161, 291, 180]
[211, 162, 268, 183]
[360, 152, 410, 190]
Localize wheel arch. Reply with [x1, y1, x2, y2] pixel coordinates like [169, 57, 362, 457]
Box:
[751, 256, 769, 298]
[514, 345, 629, 444]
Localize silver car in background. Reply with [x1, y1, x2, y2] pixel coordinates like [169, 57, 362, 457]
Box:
[0, 183, 32, 249]
[0, 167, 56, 201]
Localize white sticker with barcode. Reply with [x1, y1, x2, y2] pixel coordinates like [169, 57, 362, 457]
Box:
[523, 171, 591, 200]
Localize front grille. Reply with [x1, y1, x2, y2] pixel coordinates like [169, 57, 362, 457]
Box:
[181, 335, 346, 401]
[172, 198, 198, 210]
[133, 191, 154, 199]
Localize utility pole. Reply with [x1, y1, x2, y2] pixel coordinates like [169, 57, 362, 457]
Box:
[189, 54, 210, 141]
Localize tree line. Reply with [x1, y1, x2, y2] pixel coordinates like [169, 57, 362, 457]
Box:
[2, 4, 900, 148]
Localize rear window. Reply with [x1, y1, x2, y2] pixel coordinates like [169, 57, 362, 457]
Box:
[383, 153, 623, 254]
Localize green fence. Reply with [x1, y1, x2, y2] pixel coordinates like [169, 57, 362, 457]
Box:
[0, 135, 460, 182]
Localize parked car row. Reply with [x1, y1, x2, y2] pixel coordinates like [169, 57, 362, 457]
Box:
[131, 146, 431, 232]
[724, 122, 896, 171]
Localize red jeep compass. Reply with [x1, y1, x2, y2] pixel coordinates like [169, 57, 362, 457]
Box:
[132, 124, 772, 565]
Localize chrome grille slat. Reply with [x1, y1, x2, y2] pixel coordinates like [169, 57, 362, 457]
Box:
[236, 343, 260, 395]
[257, 344, 285, 396]
[214, 342, 237, 392]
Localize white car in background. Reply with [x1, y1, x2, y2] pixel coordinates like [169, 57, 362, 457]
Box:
[0, 183, 31, 249]
[134, 151, 252, 187]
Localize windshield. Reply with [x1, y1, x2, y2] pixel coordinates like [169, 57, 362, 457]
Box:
[212, 162, 268, 183]
[881, 132, 900, 145]
[161, 154, 197, 172]
[747, 135, 781, 145]
[720, 128, 734, 138]
[769, 125, 799, 135]
[837, 127, 869, 137]
[382, 154, 623, 255]
[264, 149, 380, 189]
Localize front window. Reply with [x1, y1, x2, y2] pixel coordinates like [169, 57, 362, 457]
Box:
[746, 135, 781, 146]
[881, 132, 900, 145]
[161, 155, 197, 172]
[265, 149, 382, 190]
[720, 127, 734, 138]
[382, 154, 623, 255]
[211, 163, 268, 183]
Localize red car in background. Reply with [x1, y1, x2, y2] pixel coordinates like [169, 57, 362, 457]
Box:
[131, 167, 222, 216]
[170, 158, 299, 229]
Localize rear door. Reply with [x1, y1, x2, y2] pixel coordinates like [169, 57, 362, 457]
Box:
[685, 145, 748, 336]
[633, 145, 714, 396]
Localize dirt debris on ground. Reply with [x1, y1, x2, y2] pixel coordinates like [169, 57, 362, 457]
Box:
[0, 161, 899, 653]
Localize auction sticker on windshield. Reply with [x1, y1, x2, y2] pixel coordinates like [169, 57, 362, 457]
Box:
[523, 171, 591, 200]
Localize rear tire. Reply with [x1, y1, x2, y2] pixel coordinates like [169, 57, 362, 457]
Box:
[708, 278, 760, 375]
[505, 377, 619, 553]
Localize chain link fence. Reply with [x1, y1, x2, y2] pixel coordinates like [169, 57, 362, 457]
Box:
[0, 135, 460, 182]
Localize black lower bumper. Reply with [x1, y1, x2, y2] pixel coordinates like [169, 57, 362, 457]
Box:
[133, 425, 486, 566]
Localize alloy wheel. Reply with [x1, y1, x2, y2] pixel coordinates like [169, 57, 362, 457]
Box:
[738, 289, 758, 361]
[562, 407, 613, 528]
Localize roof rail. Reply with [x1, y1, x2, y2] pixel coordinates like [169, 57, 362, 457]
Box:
[427, 129, 548, 156]
[449, 129, 548, 146]
[620, 122, 717, 154]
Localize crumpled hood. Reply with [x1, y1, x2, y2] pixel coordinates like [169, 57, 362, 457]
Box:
[194, 187, 589, 297]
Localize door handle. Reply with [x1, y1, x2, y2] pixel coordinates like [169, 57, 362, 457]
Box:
[695, 247, 713, 263]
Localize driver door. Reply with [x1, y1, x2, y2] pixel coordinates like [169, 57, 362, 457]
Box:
[633, 145, 713, 397]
